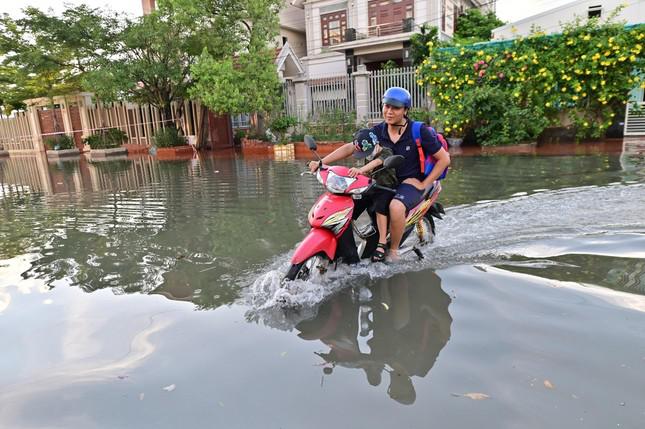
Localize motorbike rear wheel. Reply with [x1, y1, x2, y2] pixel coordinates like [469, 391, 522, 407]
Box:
[284, 254, 330, 282]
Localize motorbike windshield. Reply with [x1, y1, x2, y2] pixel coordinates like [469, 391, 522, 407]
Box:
[325, 170, 356, 194]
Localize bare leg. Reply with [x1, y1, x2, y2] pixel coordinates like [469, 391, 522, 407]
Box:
[388, 199, 406, 261]
[376, 213, 388, 245]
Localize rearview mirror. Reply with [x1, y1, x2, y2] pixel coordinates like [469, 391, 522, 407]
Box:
[383, 155, 404, 169]
[304, 135, 317, 151]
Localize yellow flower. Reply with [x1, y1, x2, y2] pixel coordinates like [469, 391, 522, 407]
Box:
[629, 55, 636, 61]
[583, 121, 589, 127]
[582, 92, 587, 97]
[583, 35, 591, 41]
[477, 50, 484, 56]
[581, 54, 587, 59]
[431, 64, 437, 69]
[561, 87, 567, 92]
[601, 80, 606, 86]
[545, 102, 551, 107]
[591, 85, 597, 90]
[619, 56, 627, 61]
[572, 95, 579, 101]
[445, 127, 452, 133]
[513, 92, 520, 97]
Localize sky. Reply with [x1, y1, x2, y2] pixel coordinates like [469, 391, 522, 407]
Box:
[0, 0, 577, 23]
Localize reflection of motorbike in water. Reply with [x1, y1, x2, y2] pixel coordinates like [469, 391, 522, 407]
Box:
[296, 270, 452, 405]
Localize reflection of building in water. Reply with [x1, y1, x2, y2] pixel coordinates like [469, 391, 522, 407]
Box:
[296, 270, 452, 405]
[620, 137, 645, 177]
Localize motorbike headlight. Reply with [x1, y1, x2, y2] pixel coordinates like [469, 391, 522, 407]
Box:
[326, 171, 355, 194]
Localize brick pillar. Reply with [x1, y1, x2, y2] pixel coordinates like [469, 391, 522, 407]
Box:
[55, 96, 74, 139]
[352, 64, 371, 125]
[25, 103, 44, 152]
[76, 93, 94, 139]
[293, 74, 309, 121]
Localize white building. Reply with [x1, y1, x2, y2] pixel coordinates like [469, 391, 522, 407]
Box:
[281, 0, 495, 77]
[492, 0, 645, 40]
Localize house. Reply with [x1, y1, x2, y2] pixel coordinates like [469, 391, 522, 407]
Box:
[492, 0, 644, 40]
[288, 0, 495, 76]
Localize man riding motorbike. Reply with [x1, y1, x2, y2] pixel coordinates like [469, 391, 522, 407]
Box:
[370, 87, 451, 261]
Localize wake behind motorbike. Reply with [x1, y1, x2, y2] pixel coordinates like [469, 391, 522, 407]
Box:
[285, 136, 445, 282]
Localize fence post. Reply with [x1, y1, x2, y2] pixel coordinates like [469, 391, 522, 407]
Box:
[25, 102, 45, 152]
[76, 93, 94, 139]
[352, 65, 371, 125]
[293, 74, 309, 121]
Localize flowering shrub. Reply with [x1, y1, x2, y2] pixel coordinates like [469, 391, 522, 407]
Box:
[417, 17, 644, 145]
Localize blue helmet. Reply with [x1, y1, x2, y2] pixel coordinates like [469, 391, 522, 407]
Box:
[382, 87, 411, 109]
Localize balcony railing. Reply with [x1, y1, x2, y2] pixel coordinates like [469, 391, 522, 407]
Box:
[345, 18, 414, 42]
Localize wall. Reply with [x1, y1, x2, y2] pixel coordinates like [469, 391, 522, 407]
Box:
[492, 0, 644, 40]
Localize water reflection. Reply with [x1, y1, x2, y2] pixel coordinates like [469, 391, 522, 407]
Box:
[498, 254, 645, 295]
[296, 271, 452, 404]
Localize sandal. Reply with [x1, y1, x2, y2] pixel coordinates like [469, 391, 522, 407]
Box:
[371, 243, 387, 262]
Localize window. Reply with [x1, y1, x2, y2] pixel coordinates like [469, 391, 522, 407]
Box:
[321, 10, 347, 46]
[588, 5, 602, 18]
[368, 0, 414, 36]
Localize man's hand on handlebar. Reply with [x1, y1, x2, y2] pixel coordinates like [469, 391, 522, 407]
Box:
[308, 160, 321, 173]
[347, 167, 362, 178]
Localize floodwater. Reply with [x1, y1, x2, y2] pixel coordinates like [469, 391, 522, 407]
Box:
[1, 139, 644, 429]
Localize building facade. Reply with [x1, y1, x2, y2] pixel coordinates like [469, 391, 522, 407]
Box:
[293, 0, 495, 76]
[492, 0, 644, 40]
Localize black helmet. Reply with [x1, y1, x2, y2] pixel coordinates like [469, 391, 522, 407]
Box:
[352, 128, 379, 159]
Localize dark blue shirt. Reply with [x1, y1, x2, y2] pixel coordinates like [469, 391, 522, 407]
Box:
[372, 121, 442, 181]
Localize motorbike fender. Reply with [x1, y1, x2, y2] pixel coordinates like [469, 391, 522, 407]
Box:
[291, 228, 338, 265]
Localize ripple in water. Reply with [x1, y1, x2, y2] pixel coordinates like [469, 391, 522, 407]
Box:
[246, 183, 645, 320]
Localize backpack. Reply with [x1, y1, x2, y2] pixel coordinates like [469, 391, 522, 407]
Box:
[411, 121, 448, 180]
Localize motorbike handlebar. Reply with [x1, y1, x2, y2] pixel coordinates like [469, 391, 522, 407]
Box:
[372, 183, 397, 194]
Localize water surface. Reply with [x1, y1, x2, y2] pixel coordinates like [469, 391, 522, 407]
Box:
[1, 140, 644, 428]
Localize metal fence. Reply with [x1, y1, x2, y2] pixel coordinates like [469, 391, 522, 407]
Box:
[368, 66, 429, 119]
[86, 100, 202, 146]
[0, 112, 33, 151]
[307, 73, 355, 120]
[624, 102, 645, 136]
[280, 66, 429, 122]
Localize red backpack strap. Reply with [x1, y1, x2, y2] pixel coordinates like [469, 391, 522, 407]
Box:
[411, 121, 425, 174]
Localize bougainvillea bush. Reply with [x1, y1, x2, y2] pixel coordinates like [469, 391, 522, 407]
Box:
[417, 17, 644, 145]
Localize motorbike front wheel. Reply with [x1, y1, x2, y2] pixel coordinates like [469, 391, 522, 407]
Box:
[284, 253, 330, 282]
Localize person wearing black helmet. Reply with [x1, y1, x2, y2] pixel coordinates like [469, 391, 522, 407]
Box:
[308, 128, 398, 262]
[374, 87, 450, 261]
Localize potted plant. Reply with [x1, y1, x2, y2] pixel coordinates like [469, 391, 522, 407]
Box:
[84, 128, 128, 159]
[46, 134, 80, 158]
[150, 126, 192, 158]
[268, 115, 298, 160]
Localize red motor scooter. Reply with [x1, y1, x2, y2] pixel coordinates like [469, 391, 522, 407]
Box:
[285, 136, 445, 282]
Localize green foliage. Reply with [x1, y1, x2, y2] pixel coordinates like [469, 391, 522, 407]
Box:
[267, 115, 297, 144]
[303, 110, 357, 142]
[407, 108, 435, 124]
[187, 0, 283, 115]
[381, 60, 398, 70]
[453, 9, 504, 43]
[0, 5, 121, 112]
[46, 134, 75, 150]
[410, 24, 439, 66]
[153, 126, 187, 147]
[417, 16, 645, 144]
[84, 128, 128, 149]
[84, 10, 195, 119]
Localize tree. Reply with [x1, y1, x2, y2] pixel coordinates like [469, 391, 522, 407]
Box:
[453, 9, 504, 43]
[410, 24, 439, 66]
[84, 10, 198, 123]
[159, 0, 283, 138]
[0, 6, 122, 113]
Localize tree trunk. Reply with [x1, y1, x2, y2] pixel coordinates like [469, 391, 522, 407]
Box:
[195, 105, 209, 149]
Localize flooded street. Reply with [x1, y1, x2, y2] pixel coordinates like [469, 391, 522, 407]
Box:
[1, 140, 645, 428]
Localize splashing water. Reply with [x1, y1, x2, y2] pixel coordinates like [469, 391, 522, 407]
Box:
[244, 183, 645, 323]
